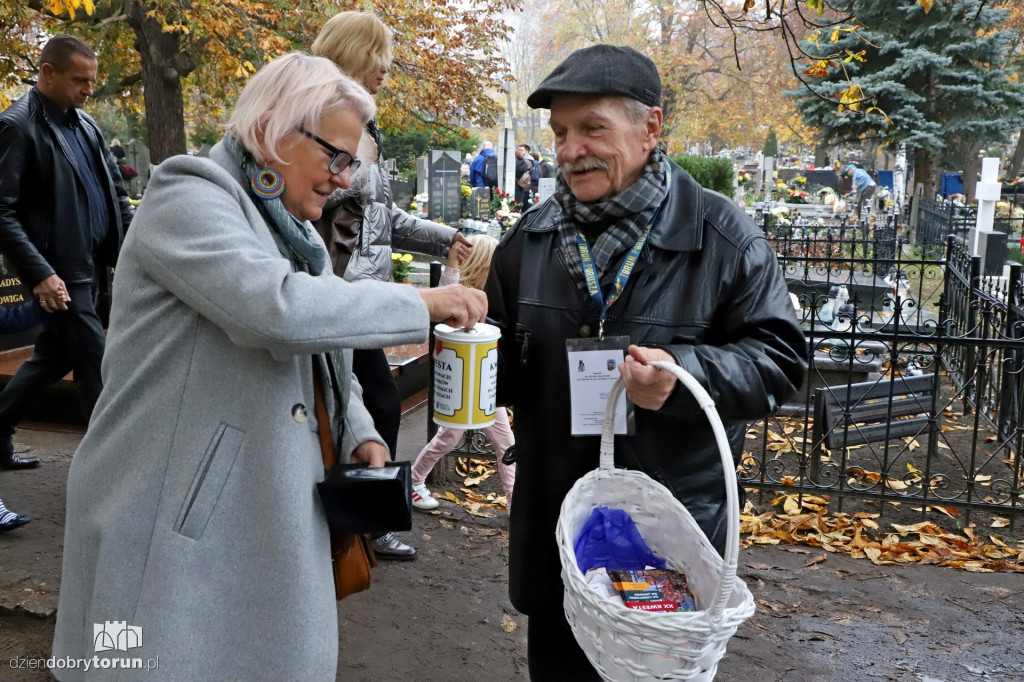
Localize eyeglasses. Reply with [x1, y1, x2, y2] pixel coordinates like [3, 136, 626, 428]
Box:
[300, 128, 361, 175]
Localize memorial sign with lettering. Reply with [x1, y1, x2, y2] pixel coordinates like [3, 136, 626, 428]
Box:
[428, 150, 462, 224]
[469, 187, 492, 219]
[0, 255, 41, 351]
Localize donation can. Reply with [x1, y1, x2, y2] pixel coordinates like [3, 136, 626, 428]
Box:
[432, 323, 500, 429]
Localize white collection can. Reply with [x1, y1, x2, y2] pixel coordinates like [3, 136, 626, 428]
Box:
[432, 323, 500, 429]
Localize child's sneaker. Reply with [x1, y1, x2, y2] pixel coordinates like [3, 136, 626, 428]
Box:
[412, 482, 439, 510]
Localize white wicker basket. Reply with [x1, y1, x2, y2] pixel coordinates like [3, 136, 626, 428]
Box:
[556, 361, 755, 681]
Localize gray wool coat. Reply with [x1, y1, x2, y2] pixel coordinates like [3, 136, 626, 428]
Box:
[51, 140, 430, 681]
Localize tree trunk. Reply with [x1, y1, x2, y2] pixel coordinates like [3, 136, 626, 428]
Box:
[916, 147, 939, 200]
[125, 0, 194, 164]
[962, 144, 982, 201]
[814, 145, 828, 168]
[1007, 130, 1024, 181]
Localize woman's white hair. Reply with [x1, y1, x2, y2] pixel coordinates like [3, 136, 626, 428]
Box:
[226, 52, 375, 165]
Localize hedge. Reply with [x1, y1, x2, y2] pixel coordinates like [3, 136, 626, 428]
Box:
[669, 155, 735, 199]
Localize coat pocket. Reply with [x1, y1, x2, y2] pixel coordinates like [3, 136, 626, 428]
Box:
[173, 423, 244, 540]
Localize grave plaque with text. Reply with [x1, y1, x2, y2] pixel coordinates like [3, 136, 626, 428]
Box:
[428, 150, 462, 224]
[469, 187, 492, 218]
[0, 255, 41, 351]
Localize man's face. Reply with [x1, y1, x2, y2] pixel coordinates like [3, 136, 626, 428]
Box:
[40, 53, 97, 111]
[516, 146, 526, 159]
[549, 94, 661, 203]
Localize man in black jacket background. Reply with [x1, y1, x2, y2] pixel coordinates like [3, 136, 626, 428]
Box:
[485, 45, 806, 680]
[0, 35, 132, 470]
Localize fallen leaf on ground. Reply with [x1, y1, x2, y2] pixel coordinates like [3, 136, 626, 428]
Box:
[501, 612, 518, 633]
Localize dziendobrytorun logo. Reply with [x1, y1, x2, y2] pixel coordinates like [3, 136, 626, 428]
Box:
[7, 621, 158, 673]
[94, 621, 143, 652]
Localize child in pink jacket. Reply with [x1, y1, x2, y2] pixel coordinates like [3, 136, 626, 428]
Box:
[411, 234, 516, 510]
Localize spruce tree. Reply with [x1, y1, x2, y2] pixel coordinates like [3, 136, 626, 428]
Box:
[762, 129, 779, 158]
[788, 0, 1024, 198]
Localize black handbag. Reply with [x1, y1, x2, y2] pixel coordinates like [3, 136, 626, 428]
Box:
[317, 461, 412, 535]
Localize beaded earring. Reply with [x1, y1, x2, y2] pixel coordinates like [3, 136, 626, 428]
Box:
[250, 167, 284, 200]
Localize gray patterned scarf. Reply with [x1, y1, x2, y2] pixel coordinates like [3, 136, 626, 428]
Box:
[554, 148, 668, 297]
[223, 134, 327, 275]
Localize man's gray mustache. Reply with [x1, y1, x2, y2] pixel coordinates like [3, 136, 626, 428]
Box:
[562, 159, 608, 174]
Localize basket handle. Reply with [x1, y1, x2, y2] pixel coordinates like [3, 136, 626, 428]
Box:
[599, 360, 740, 626]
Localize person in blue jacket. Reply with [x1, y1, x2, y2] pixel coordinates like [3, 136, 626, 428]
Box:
[0, 297, 53, 531]
[469, 141, 498, 188]
[846, 164, 876, 217]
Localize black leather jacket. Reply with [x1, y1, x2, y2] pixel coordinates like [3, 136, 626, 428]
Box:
[485, 161, 807, 615]
[0, 88, 132, 288]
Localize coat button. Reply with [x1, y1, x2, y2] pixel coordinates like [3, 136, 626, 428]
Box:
[579, 325, 592, 338]
[292, 404, 307, 423]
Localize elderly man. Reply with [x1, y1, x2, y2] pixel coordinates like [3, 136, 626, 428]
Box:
[846, 163, 877, 217]
[485, 45, 807, 679]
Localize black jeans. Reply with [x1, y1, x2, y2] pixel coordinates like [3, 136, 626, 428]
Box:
[351, 347, 401, 459]
[351, 347, 402, 543]
[0, 283, 104, 437]
[527, 610, 601, 681]
[856, 184, 877, 217]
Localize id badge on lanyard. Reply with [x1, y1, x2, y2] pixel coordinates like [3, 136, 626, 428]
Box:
[566, 335, 634, 436]
[565, 163, 671, 437]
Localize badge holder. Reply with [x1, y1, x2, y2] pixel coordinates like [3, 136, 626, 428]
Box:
[566, 336, 635, 436]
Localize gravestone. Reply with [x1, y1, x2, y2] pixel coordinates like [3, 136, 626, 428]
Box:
[124, 139, 150, 197]
[416, 157, 429, 195]
[0, 255, 40, 352]
[391, 179, 413, 212]
[538, 178, 555, 203]
[428, 150, 462, 224]
[778, 168, 802, 184]
[469, 187, 492, 218]
[804, 169, 840, 192]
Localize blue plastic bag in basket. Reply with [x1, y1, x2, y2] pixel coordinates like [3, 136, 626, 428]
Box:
[574, 507, 666, 573]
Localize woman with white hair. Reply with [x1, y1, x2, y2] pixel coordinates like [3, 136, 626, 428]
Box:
[51, 52, 485, 680]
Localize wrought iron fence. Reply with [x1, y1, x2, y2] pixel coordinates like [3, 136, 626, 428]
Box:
[745, 229, 1024, 525]
[915, 199, 974, 255]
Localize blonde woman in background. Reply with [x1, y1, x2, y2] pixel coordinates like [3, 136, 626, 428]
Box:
[409, 234, 515, 511]
[312, 10, 471, 560]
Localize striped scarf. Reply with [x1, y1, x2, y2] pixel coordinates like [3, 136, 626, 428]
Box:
[554, 148, 668, 298]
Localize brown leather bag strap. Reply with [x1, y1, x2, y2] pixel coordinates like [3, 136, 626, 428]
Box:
[312, 358, 336, 472]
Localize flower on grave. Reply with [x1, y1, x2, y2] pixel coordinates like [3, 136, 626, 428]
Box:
[460, 184, 472, 200]
[391, 252, 414, 281]
[737, 170, 750, 186]
[996, 201, 1024, 220]
[794, 176, 807, 186]
[120, 165, 137, 179]
[494, 209, 521, 228]
[410, 202, 418, 211]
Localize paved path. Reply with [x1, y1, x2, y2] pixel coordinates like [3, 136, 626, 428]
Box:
[1, 407, 1022, 681]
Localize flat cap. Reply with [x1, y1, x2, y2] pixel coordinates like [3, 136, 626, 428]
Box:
[527, 45, 660, 109]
